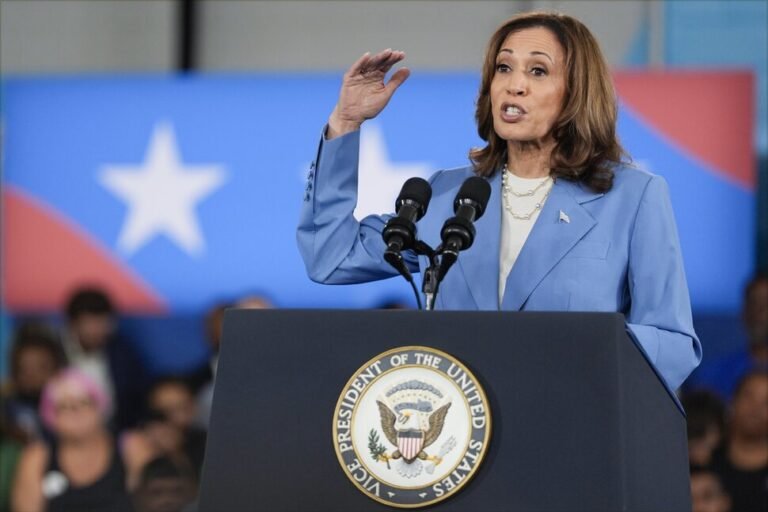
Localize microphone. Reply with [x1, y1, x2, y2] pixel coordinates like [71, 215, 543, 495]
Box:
[382, 177, 432, 281]
[438, 177, 491, 280]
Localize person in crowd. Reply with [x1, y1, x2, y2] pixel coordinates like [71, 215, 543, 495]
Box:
[711, 370, 768, 511]
[132, 456, 198, 512]
[123, 409, 189, 491]
[377, 299, 412, 309]
[10, 369, 137, 512]
[196, 295, 273, 427]
[193, 302, 228, 428]
[690, 465, 732, 512]
[0, 420, 25, 512]
[147, 378, 207, 476]
[296, 11, 700, 391]
[235, 295, 273, 310]
[682, 390, 726, 466]
[2, 323, 65, 442]
[61, 286, 150, 431]
[689, 274, 768, 400]
[122, 377, 208, 487]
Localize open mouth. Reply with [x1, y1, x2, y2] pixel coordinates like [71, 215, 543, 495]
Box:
[500, 102, 526, 121]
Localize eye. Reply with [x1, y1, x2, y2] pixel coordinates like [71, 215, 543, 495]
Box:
[495, 63, 510, 73]
[530, 66, 548, 77]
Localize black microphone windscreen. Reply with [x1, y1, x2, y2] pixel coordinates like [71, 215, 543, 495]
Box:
[455, 177, 491, 216]
[396, 177, 432, 216]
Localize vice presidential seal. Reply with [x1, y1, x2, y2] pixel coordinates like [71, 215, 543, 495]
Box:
[333, 346, 491, 508]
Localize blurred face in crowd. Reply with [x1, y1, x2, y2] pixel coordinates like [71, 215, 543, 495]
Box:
[744, 278, 768, 347]
[490, 27, 566, 150]
[206, 306, 226, 352]
[150, 383, 197, 430]
[50, 380, 103, 440]
[730, 373, 768, 440]
[690, 471, 731, 512]
[144, 418, 185, 455]
[688, 426, 722, 466]
[70, 312, 115, 351]
[14, 346, 59, 399]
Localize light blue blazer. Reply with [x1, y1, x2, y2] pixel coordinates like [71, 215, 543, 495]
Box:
[297, 129, 702, 391]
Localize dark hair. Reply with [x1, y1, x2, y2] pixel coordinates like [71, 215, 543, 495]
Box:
[149, 376, 196, 399]
[10, 323, 66, 379]
[138, 456, 196, 487]
[66, 287, 114, 320]
[471, 11, 626, 192]
[681, 390, 725, 441]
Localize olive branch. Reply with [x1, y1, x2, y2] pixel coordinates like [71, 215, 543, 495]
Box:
[368, 429, 390, 469]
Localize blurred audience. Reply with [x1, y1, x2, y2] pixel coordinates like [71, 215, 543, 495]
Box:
[2, 323, 65, 442]
[682, 390, 726, 466]
[710, 370, 768, 511]
[122, 377, 208, 490]
[61, 287, 150, 431]
[744, 275, 768, 364]
[196, 295, 272, 427]
[132, 456, 197, 512]
[11, 369, 135, 512]
[235, 295, 272, 311]
[0, 420, 25, 512]
[377, 299, 412, 310]
[690, 465, 732, 512]
[689, 274, 768, 400]
[147, 377, 207, 476]
[192, 302, 228, 428]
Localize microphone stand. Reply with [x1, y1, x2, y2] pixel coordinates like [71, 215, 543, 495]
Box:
[413, 241, 447, 311]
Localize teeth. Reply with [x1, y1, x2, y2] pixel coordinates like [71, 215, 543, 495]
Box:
[505, 106, 522, 115]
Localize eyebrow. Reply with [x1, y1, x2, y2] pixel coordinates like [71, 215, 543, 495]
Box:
[497, 48, 554, 65]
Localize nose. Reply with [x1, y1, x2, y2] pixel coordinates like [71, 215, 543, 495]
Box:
[505, 71, 528, 96]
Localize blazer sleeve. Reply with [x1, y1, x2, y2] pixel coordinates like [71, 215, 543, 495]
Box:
[625, 175, 703, 391]
[296, 127, 420, 284]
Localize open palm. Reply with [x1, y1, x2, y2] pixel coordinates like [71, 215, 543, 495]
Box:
[329, 49, 410, 137]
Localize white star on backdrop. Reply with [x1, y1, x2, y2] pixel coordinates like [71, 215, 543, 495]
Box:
[99, 122, 226, 257]
[354, 124, 432, 220]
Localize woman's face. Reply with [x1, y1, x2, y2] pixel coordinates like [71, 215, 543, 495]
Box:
[490, 27, 566, 147]
[51, 381, 102, 439]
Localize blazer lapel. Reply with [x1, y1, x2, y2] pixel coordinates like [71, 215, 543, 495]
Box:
[454, 171, 502, 310]
[500, 179, 602, 311]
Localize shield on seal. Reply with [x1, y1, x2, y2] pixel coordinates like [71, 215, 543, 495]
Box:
[398, 430, 424, 462]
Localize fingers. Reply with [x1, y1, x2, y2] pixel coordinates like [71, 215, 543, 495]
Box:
[378, 51, 405, 75]
[384, 67, 410, 95]
[350, 48, 405, 76]
[364, 49, 392, 71]
[347, 51, 371, 76]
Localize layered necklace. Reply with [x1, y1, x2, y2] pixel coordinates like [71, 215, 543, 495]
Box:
[501, 165, 554, 220]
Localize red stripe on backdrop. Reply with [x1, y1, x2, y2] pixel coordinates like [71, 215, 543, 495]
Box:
[1, 187, 166, 313]
[613, 71, 754, 190]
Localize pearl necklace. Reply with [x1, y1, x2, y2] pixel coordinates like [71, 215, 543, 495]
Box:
[501, 165, 553, 220]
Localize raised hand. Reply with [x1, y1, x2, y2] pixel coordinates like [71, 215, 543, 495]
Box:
[327, 49, 410, 139]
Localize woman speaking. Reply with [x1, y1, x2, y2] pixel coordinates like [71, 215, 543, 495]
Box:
[297, 11, 701, 391]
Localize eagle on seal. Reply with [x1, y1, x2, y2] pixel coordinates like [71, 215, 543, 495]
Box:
[376, 399, 451, 464]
